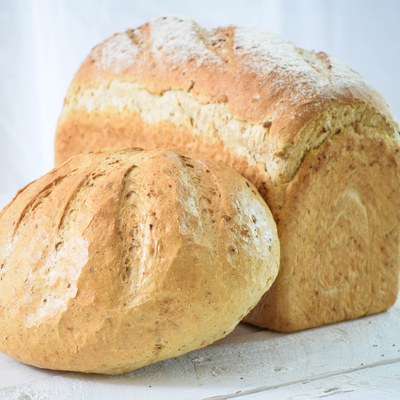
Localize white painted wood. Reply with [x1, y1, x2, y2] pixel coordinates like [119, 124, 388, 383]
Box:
[233, 363, 400, 399]
[0, 301, 399, 399]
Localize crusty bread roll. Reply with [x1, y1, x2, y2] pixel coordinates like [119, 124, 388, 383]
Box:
[55, 16, 400, 332]
[0, 148, 279, 374]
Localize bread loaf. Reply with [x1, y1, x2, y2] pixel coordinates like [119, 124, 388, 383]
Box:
[55, 16, 400, 331]
[0, 148, 279, 374]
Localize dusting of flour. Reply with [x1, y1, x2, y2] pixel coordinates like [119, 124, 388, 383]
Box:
[99, 32, 139, 73]
[149, 16, 222, 66]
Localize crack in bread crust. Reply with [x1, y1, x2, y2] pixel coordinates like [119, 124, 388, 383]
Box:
[58, 81, 398, 184]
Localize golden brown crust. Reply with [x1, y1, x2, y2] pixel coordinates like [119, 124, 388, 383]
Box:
[55, 16, 400, 331]
[245, 126, 400, 330]
[67, 17, 397, 145]
[0, 148, 279, 373]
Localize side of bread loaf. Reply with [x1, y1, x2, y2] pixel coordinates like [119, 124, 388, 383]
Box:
[0, 148, 279, 373]
[55, 16, 400, 331]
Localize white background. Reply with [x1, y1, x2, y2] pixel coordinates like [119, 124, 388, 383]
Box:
[0, 0, 399, 201]
[1, 3, 400, 397]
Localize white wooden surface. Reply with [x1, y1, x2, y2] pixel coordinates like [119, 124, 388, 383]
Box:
[0, 192, 399, 399]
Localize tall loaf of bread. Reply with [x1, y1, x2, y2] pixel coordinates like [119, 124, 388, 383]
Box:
[55, 16, 400, 332]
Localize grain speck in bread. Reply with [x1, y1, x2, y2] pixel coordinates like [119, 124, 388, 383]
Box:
[56, 16, 400, 331]
[0, 148, 279, 374]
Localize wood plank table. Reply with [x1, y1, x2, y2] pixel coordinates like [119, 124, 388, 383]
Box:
[0, 193, 399, 399]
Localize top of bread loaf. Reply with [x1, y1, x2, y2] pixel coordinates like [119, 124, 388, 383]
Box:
[63, 16, 398, 183]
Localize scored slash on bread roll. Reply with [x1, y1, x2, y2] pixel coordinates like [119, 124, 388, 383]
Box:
[0, 148, 279, 374]
[55, 16, 400, 332]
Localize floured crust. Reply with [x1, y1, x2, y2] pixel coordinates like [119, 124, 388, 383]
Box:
[55, 16, 400, 331]
[58, 16, 398, 170]
[0, 148, 279, 373]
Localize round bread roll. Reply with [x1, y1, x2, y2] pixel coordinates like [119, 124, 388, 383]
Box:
[0, 148, 279, 374]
